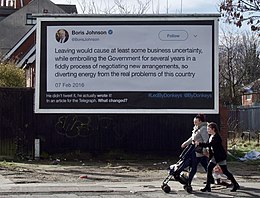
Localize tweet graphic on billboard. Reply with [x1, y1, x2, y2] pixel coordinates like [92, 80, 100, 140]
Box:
[35, 16, 219, 114]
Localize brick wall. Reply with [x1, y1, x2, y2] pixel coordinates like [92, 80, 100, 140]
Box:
[220, 105, 228, 150]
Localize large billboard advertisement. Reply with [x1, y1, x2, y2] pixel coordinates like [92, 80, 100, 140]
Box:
[35, 15, 219, 113]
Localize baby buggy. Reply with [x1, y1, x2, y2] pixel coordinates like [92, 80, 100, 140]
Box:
[161, 144, 195, 193]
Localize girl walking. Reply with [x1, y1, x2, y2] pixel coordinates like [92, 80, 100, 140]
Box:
[195, 122, 240, 192]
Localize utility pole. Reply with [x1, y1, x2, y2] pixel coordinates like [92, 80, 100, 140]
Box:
[167, 0, 168, 14]
[181, 0, 183, 13]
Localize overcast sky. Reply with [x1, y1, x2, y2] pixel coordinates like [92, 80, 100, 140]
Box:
[51, 0, 221, 14]
[50, 0, 252, 34]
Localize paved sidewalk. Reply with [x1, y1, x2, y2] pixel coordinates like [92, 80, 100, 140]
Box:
[0, 174, 259, 197]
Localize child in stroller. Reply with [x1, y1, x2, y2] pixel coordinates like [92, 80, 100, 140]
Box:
[162, 143, 195, 193]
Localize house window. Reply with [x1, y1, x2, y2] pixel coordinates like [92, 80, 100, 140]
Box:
[26, 13, 36, 25]
[245, 94, 251, 101]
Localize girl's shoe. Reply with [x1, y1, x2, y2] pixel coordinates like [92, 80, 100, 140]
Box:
[230, 183, 240, 192]
[200, 186, 211, 192]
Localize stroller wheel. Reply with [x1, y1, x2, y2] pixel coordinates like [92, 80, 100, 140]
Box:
[161, 184, 171, 193]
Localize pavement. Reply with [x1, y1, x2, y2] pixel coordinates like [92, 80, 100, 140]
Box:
[0, 173, 260, 197]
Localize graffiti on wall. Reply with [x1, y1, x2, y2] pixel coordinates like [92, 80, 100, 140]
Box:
[55, 115, 114, 138]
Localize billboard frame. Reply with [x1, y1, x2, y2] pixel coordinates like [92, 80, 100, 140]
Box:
[35, 14, 220, 114]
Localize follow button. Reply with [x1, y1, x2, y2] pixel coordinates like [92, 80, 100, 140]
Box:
[158, 30, 188, 41]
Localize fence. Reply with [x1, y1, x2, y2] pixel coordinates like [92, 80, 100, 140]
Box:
[228, 106, 260, 131]
[227, 105, 260, 141]
[0, 88, 220, 159]
[0, 88, 34, 159]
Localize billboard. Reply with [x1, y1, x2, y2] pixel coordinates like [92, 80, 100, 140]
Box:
[35, 15, 219, 114]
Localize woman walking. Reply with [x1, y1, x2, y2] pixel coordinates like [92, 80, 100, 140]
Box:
[195, 122, 240, 192]
[181, 114, 213, 192]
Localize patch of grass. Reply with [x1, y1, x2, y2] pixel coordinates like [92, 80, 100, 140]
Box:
[228, 138, 260, 161]
[0, 160, 16, 168]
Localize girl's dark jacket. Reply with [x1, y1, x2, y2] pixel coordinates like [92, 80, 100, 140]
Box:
[198, 133, 227, 163]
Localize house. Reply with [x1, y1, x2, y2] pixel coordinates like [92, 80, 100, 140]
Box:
[240, 78, 260, 107]
[0, 0, 77, 87]
[0, 3, 16, 21]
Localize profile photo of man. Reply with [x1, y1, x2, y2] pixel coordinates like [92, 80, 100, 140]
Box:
[56, 29, 69, 43]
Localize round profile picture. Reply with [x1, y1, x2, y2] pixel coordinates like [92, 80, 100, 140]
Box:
[56, 29, 69, 43]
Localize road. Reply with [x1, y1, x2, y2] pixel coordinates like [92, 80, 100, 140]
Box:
[0, 160, 259, 197]
[0, 174, 259, 197]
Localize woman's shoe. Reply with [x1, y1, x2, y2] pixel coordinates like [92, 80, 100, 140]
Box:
[230, 183, 240, 192]
[200, 186, 211, 192]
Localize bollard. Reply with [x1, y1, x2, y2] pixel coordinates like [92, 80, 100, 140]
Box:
[35, 139, 40, 160]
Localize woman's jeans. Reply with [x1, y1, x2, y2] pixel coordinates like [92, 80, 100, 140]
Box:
[188, 152, 212, 185]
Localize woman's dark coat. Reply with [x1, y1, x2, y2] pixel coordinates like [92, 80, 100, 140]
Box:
[199, 133, 227, 163]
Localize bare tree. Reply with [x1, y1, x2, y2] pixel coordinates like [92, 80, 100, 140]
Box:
[219, 30, 243, 105]
[73, 0, 153, 14]
[241, 32, 260, 84]
[76, 0, 100, 14]
[114, 0, 151, 14]
[219, 29, 260, 105]
[220, 0, 260, 35]
[151, 0, 160, 14]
